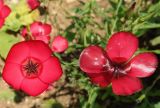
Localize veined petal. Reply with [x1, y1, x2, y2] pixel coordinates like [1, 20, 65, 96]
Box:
[106, 32, 138, 64]
[87, 72, 112, 87]
[112, 75, 143, 96]
[39, 57, 62, 84]
[2, 63, 24, 90]
[6, 41, 29, 64]
[27, 40, 52, 62]
[79, 45, 113, 73]
[128, 53, 158, 78]
[20, 78, 48, 96]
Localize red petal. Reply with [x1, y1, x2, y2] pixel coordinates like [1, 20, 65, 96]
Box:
[51, 36, 68, 53]
[2, 63, 24, 90]
[20, 78, 48, 96]
[87, 72, 112, 87]
[0, 0, 4, 10]
[6, 41, 29, 64]
[0, 5, 11, 18]
[112, 76, 143, 95]
[106, 32, 138, 64]
[39, 57, 62, 84]
[21, 28, 27, 37]
[42, 24, 52, 35]
[27, 40, 52, 62]
[79, 45, 113, 73]
[35, 35, 50, 44]
[128, 53, 158, 78]
[27, 0, 40, 10]
[30, 22, 51, 36]
[0, 18, 4, 28]
[30, 22, 42, 36]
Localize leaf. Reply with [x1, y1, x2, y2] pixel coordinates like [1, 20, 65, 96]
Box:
[154, 102, 160, 108]
[148, 1, 160, 17]
[20, 9, 40, 26]
[0, 87, 15, 101]
[133, 22, 160, 30]
[150, 50, 160, 54]
[150, 36, 160, 46]
[11, 0, 30, 15]
[4, 12, 22, 32]
[0, 32, 19, 59]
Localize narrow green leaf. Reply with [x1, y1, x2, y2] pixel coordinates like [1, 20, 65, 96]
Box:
[133, 22, 160, 30]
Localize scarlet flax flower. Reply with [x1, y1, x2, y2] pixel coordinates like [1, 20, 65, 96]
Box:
[51, 36, 68, 53]
[0, 0, 11, 28]
[27, 0, 40, 10]
[79, 32, 158, 95]
[21, 22, 51, 43]
[2, 40, 62, 96]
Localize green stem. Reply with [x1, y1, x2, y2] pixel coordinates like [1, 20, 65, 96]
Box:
[111, 0, 123, 34]
[137, 75, 160, 103]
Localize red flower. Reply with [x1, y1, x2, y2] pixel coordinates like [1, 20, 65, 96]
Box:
[21, 22, 51, 43]
[27, 0, 40, 10]
[2, 40, 62, 96]
[0, 0, 11, 28]
[51, 36, 68, 53]
[79, 32, 158, 96]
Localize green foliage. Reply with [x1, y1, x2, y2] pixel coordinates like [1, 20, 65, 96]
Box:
[1, 0, 39, 32]
[0, 32, 19, 58]
[0, 0, 160, 108]
[60, 0, 160, 108]
[41, 99, 63, 108]
[0, 87, 15, 101]
[154, 102, 160, 108]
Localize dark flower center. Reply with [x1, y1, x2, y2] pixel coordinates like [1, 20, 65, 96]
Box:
[113, 64, 131, 79]
[21, 57, 42, 79]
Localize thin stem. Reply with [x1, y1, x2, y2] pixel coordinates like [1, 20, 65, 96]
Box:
[137, 74, 160, 103]
[111, 0, 123, 34]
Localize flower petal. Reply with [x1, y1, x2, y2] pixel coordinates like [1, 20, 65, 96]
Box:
[79, 45, 113, 73]
[0, 0, 4, 10]
[87, 72, 112, 87]
[21, 78, 48, 96]
[30, 22, 42, 36]
[27, 40, 52, 61]
[112, 76, 143, 95]
[39, 57, 62, 84]
[42, 24, 52, 35]
[128, 53, 158, 78]
[6, 41, 29, 64]
[2, 63, 24, 90]
[21, 28, 27, 37]
[106, 32, 138, 64]
[0, 5, 11, 18]
[27, 0, 40, 10]
[35, 35, 50, 44]
[30, 22, 51, 37]
[51, 36, 68, 53]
